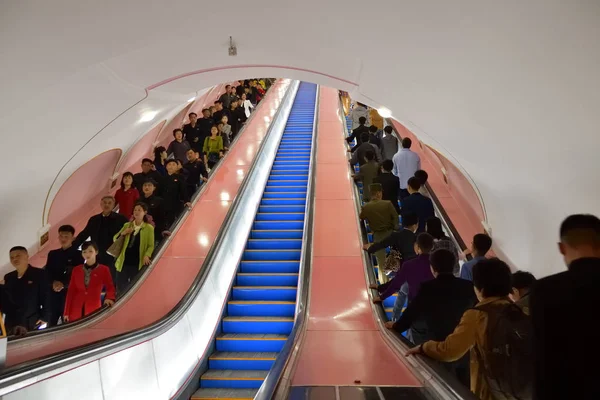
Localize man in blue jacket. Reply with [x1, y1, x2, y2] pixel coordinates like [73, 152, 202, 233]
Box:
[401, 177, 434, 233]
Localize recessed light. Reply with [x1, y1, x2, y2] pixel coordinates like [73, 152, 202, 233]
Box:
[377, 107, 392, 118]
[140, 111, 157, 122]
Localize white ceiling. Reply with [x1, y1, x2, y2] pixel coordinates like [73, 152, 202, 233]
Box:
[1, 0, 599, 278]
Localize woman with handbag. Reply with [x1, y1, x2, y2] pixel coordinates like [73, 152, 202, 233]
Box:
[203, 125, 224, 169]
[112, 202, 155, 296]
[64, 241, 116, 322]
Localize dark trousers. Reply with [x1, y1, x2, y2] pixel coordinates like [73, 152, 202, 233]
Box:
[165, 202, 184, 228]
[207, 155, 220, 169]
[116, 263, 141, 297]
[49, 290, 67, 326]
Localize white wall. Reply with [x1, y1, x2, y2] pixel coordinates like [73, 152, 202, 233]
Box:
[1, 0, 599, 278]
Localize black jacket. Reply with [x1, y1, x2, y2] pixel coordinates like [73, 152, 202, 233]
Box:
[368, 228, 416, 261]
[530, 257, 600, 400]
[401, 193, 434, 233]
[183, 122, 206, 152]
[213, 108, 231, 124]
[232, 106, 247, 124]
[133, 170, 163, 194]
[184, 159, 208, 188]
[2, 266, 51, 330]
[161, 173, 189, 213]
[393, 274, 476, 340]
[374, 172, 400, 213]
[139, 194, 167, 238]
[74, 212, 128, 253]
[230, 107, 244, 134]
[45, 246, 83, 286]
[346, 125, 369, 146]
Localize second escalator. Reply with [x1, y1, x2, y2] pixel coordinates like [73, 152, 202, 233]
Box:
[192, 82, 318, 400]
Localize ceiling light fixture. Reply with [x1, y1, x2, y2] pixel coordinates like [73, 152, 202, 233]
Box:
[139, 111, 158, 122]
[377, 107, 392, 118]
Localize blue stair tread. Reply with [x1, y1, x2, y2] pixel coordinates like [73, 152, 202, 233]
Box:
[210, 351, 278, 360]
[192, 388, 258, 399]
[256, 212, 304, 215]
[229, 300, 295, 304]
[217, 333, 288, 340]
[233, 286, 296, 290]
[247, 239, 302, 242]
[236, 273, 298, 276]
[263, 186, 307, 189]
[201, 370, 268, 380]
[223, 316, 294, 322]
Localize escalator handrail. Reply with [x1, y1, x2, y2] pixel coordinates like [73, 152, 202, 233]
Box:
[7, 83, 270, 343]
[342, 102, 477, 400]
[254, 84, 320, 400]
[0, 80, 297, 395]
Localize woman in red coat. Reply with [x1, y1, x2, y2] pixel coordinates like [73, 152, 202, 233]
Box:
[114, 172, 140, 218]
[63, 241, 116, 323]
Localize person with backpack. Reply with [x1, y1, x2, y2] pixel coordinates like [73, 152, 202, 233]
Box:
[406, 258, 532, 400]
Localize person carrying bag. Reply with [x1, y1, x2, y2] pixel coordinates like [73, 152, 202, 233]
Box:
[112, 202, 155, 296]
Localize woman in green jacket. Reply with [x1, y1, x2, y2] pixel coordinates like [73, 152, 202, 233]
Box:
[113, 202, 155, 295]
[203, 125, 224, 169]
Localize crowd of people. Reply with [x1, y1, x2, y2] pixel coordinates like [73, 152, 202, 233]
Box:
[0, 78, 274, 336]
[348, 99, 600, 400]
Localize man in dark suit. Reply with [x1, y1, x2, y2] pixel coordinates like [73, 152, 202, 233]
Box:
[2, 246, 51, 335]
[364, 212, 418, 263]
[45, 225, 83, 326]
[530, 214, 600, 400]
[401, 176, 434, 233]
[346, 116, 370, 146]
[387, 248, 475, 386]
[73, 196, 128, 277]
[133, 158, 163, 194]
[374, 160, 401, 214]
[139, 179, 169, 244]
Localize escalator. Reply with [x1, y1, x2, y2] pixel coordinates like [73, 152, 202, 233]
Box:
[346, 114, 401, 321]
[192, 82, 318, 400]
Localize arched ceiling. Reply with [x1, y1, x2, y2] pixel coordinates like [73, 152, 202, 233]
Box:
[1, 0, 599, 278]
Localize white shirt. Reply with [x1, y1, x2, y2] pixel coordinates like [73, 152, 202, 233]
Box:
[392, 148, 421, 189]
[243, 100, 254, 118]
